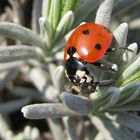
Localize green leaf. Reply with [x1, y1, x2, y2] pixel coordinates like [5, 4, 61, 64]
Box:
[48, 0, 53, 25]
[53, 11, 74, 43]
[0, 22, 45, 48]
[52, 0, 62, 30]
[42, 0, 52, 18]
[62, 0, 78, 16]
[120, 71, 140, 87]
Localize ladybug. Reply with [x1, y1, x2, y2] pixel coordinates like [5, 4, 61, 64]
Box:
[64, 23, 118, 93]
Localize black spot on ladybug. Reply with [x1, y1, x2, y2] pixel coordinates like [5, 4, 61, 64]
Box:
[95, 44, 102, 50]
[82, 30, 89, 35]
[67, 47, 76, 56]
[104, 26, 111, 33]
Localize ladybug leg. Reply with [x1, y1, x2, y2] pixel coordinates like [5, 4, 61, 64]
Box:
[80, 76, 115, 93]
[105, 47, 133, 54]
[94, 79, 115, 87]
[92, 60, 118, 72]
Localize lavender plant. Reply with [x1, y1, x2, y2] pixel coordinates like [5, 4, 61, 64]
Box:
[0, 0, 140, 140]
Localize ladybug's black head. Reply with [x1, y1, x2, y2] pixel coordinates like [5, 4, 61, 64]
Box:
[67, 47, 76, 57]
[65, 46, 93, 86]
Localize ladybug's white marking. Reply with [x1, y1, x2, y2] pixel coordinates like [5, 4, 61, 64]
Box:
[101, 64, 104, 67]
[76, 70, 85, 78]
[86, 75, 93, 83]
[73, 52, 80, 58]
[81, 48, 88, 55]
[111, 64, 118, 72]
[80, 78, 85, 83]
[79, 22, 86, 26]
[66, 54, 70, 60]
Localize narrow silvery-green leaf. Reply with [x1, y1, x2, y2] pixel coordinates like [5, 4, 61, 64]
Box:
[113, 22, 128, 47]
[62, 0, 78, 16]
[122, 43, 138, 64]
[52, 29, 73, 53]
[61, 92, 93, 115]
[117, 82, 140, 105]
[54, 65, 66, 93]
[0, 45, 44, 63]
[109, 101, 140, 111]
[39, 17, 52, 48]
[0, 69, 18, 91]
[91, 115, 139, 140]
[90, 115, 115, 140]
[119, 54, 140, 83]
[117, 43, 138, 78]
[90, 87, 113, 111]
[47, 119, 65, 140]
[0, 22, 45, 48]
[109, 112, 140, 132]
[0, 61, 25, 72]
[63, 117, 79, 140]
[95, 0, 114, 27]
[54, 11, 74, 42]
[42, 0, 52, 17]
[90, 116, 119, 140]
[48, 63, 57, 86]
[28, 67, 49, 92]
[99, 87, 120, 111]
[0, 97, 31, 113]
[10, 87, 43, 100]
[119, 126, 139, 140]
[91, 86, 118, 110]
[117, 82, 139, 104]
[28, 71, 58, 102]
[21, 103, 80, 119]
[107, 23, 128, 68]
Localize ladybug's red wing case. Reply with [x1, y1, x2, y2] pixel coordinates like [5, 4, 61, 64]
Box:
[64, 23, 113, 63]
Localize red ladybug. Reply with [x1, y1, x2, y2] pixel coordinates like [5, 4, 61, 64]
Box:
[64, 23, 117, 92]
